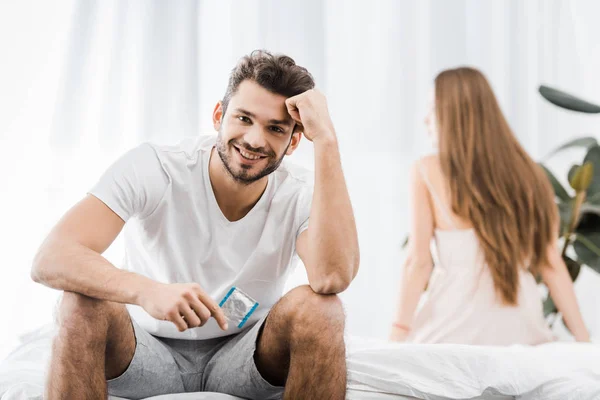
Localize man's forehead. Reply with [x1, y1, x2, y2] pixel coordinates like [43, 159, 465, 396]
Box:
[229, 81, 293, 123]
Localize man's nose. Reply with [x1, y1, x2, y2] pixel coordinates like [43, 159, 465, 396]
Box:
[243, 125, 267, 151]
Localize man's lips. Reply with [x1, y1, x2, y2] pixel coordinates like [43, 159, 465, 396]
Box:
[233, 145, 268, 163]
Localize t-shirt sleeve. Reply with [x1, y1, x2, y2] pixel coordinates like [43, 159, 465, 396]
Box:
[295, 185, 313, 239]
[88, 144, 169, 222]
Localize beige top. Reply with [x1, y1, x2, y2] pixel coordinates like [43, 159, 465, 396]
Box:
[406, 161, 555, 345]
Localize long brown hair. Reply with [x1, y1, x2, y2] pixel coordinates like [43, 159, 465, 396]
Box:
[435, 67, 557, 305]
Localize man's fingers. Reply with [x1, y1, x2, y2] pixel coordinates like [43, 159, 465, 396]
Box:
[180, 305, 201, 328]
[168, 312, 188, 332]
[192, 286, 229, 331]
[287, 107, 302, 124]
[285, 98, 302, 124]
[211, 304, 229, 331]
[285, 95, 299, 108]
[189, 297, 211, 326]
[198, 293, 228, 330]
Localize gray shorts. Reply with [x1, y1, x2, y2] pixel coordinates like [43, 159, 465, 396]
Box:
[107, 315, 283, 400]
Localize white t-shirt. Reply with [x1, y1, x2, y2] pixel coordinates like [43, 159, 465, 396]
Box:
[89, 134, 313, 340]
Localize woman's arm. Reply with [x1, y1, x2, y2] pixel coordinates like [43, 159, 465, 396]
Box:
[390, 161, 435, 341]
[541, 242, 590, 342]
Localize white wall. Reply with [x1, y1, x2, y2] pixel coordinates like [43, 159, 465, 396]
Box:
[1, 0, 600, 360]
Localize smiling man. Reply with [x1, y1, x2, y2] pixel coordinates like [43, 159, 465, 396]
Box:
[31, 50, 359, 400]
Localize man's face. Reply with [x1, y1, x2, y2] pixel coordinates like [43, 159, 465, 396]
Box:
[213, 80, 300, 184]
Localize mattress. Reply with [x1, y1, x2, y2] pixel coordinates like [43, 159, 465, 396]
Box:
[1, 325, 599, 400]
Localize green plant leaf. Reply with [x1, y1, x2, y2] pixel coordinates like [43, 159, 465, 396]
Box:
[583, 146, 600, 197]
[544, 137, 598, 160]
[574, 207, 600, 248]
[568, 165, 580, 185]
[563, 255, 582, 281]
[539, 85, 600, 114]
[569, 162, 594, 192]
[543, 295, 557, 317]
[580, 162, 594, 190]
[558, 202, 572, 234]
[573, 233, 600, 273]
[540, 164, 571, 202]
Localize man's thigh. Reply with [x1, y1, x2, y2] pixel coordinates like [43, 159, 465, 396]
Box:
[203, 315, 284, 400]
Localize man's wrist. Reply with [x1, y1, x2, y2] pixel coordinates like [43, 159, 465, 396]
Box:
[312, 130, 337, 146]
[127, 273, 159, 306]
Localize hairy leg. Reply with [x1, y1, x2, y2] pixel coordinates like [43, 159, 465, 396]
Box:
[254, 285, 346, 400]
[45, 292, 135, 400]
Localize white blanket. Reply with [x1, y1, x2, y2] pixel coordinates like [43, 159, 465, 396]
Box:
[1, 325, 599, 400]
[346, 337, 600, 399]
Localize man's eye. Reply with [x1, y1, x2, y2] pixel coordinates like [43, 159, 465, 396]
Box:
[270, 126, 284, 133]
[238, 116, 251, 123]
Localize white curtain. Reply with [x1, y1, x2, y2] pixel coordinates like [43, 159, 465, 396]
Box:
[2, 0, 600, 359]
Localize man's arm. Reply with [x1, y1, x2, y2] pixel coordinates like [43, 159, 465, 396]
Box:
[33, 144, 171, 302]
[32, 194, 156, 304]
[32, 194, 228, 331]
[288, 90, 360, 295]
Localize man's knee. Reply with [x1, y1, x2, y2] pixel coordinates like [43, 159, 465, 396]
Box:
[274, 285, 345, 337]
[56, 292, 117, 335]
[52, 292, 136, 379]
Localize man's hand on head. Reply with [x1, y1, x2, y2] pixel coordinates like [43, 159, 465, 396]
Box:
[137, 282, 229, 332]
[285, 89, 336, 144]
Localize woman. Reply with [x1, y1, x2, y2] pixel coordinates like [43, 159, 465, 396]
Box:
[390, 67, 590, 345]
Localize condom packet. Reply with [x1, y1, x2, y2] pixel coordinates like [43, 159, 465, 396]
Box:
[219, 287, 259, 329]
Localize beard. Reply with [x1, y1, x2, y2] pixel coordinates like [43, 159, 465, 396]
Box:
[215, 130, 289, 185]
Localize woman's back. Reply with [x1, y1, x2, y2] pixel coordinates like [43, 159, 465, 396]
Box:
[405, 156, 554, 345]
[392, 67, 589, 345]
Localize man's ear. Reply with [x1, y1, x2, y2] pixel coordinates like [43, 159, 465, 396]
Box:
[213, 101, 224, 131]
[286, 131, 302, 156]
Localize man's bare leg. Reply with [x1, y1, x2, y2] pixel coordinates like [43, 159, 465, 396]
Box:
[45, 291, 136, 399]
[255, 285, 346, 400]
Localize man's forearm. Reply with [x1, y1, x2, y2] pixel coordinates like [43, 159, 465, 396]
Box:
[32, 238, 155, 305]
[306, 135, 360, 291]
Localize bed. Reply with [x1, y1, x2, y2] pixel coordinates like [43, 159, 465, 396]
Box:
[1, 325, 598, 400]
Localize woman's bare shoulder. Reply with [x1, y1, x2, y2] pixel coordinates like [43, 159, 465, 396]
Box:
[413, 154, 443, 177]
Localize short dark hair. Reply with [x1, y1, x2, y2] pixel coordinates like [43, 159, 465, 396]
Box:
[221, 50, 315, 115]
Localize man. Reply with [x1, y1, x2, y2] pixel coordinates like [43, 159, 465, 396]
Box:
[31, 50, 360, 399]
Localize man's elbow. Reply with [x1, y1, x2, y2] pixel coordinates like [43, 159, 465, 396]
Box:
[310, 279, 349, 295]
[31, 247, 52, 284]
[310, 264, 357, 295]
[351, 251, 360, 279]
[31, 251, 45, 284]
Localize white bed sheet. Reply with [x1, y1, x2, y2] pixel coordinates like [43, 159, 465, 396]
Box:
[346, 337, 600, 399]
[1, 325, 599, 400]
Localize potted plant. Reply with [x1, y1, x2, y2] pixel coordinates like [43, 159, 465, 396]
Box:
[538, 85, 600, 321]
